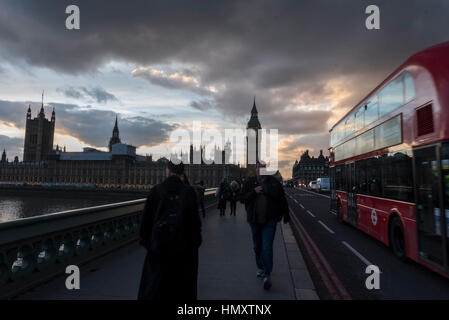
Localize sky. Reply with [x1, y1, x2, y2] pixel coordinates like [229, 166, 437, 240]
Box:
[0, 0, 448, 178]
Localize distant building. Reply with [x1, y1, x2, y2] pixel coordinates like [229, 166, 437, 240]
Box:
[292, 150, 329, 185]
[0, 102, 243, 188]
[23, 93, 55, 162]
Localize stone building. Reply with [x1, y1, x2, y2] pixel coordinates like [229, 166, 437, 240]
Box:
[0, 104, 243, 188]
[292, 150, 329, 185]
[23, 94, 55, 162]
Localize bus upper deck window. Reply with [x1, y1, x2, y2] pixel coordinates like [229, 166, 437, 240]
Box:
[404, 71, 415, 102]
[379, 76, 404, 117]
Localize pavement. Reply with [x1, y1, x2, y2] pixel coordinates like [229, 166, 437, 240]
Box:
[16, 201, 318, 300]
[285, 187, 449, 300]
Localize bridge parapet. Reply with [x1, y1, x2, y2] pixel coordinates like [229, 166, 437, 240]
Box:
[0, 187, 217, 299]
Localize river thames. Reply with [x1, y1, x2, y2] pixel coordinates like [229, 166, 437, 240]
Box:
[0, 189, 146, 223]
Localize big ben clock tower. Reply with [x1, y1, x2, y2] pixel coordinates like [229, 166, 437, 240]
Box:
[246, 97, 262, 167]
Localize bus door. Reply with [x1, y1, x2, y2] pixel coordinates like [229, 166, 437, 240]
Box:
[346, 162, 357, 226]
[414, 145, 447, 269]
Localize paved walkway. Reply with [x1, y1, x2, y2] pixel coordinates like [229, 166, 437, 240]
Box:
[17, 203, 317, 300]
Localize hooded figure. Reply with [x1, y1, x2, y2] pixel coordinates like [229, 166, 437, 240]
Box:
[138, 161, 202, 300]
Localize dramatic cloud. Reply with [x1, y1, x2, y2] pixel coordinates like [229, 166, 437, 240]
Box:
[57, 86, 119, 104]
[190, 99, 216, 111]
[0, 100, 175, 149]
[1, 0, 449, 176]
[0, 134, 23, 159]
[132, 67, 214, 96]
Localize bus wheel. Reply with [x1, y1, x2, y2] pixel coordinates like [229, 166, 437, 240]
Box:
[389, 216, 407, 261]
[336, 202, 343, 223]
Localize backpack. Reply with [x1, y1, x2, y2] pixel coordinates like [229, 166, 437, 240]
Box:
[150, 185, 186, 258]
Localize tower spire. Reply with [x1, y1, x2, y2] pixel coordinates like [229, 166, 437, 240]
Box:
[39, 90, 45, 117]
[251, 96, 258, 115]
[108, 115, 121, 151]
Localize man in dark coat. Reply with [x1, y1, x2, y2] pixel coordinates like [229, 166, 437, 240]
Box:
[240, 161, 290, 290]
[138, 161, 202, 301]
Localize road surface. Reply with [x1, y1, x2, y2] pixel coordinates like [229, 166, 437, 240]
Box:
[285, 187, 449, 300]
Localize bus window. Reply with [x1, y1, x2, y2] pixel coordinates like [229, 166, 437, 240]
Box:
[374, 115, 402, 150]
[356, 129, 374, 155]
[336, 165, 346, 191]
[404, 71, 415, 103]
[366, 157, 383, 197]
[365, 96, 379, 125]
[355, 107, 364, 132]
[344, 116, 355, 138]
[382, 150, 414, 202]
[356, 159, 367, 194]
[379, 75, 404, 117]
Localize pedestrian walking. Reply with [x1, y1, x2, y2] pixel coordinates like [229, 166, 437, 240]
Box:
[240, 161, 290, 290]
[138, 161, 202, 300]
[229, 180, 240, 216]
[217, 179, 230, 216]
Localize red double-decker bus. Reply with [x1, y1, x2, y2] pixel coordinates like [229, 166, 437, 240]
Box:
[329, 42, 449, 277]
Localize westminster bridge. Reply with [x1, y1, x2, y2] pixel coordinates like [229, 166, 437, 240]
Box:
[0, 188, 316, 300]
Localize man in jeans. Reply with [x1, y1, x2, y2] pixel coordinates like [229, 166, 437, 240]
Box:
[240, 162, 290, 290]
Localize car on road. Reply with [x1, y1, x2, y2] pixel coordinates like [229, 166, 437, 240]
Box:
[316, 177, 330, 192]
[307, 181, 317, 191]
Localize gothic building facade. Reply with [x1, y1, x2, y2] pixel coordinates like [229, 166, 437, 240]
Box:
[0, 101, 245, 188]
[292, 150, 329, 185]
[23, 95, 55, 162]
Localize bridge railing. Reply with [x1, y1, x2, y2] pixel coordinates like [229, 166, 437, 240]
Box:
[0, 187, 217, 299]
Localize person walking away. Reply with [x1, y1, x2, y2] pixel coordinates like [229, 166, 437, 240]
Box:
[217, 179, 229, 216]
[138, 161, 202, 300]
[229, 180, 240, 216]
[240, 162, 290, 290]
[193, 180, 206, 218]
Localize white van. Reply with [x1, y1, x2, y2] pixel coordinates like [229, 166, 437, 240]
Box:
[316, 177, 330, 192]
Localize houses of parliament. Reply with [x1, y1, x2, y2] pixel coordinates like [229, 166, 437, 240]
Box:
[0, 97, 267, 188]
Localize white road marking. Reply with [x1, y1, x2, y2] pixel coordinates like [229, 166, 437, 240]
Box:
[298, 188, 331, 199]
[294, 199, 299, 204]
[341, 241, 374, 266]
[318, 220, 335, 234]
[299, 203, 304, 209]
[307, 210, 316, 218]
